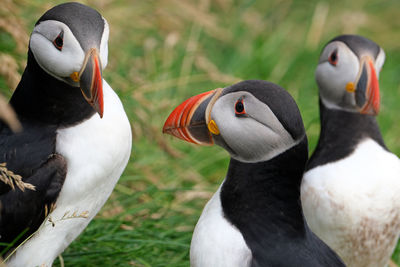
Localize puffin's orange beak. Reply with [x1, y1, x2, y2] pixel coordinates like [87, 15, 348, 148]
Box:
[79, 48, 104, 118]
[163, 89, 221, 145]
[355, 58, 380, 115]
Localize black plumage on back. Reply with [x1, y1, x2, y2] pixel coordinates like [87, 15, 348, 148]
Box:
[0, 119, 67, 254]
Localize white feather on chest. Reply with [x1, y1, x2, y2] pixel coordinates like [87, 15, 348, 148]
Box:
[301, 138, 400, 267]
[7, 80, 132, 267]
[190, 184, 252, 267]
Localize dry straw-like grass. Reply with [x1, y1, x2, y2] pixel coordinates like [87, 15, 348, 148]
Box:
[0, 163, 35, 192]
[0, 0, 29, 54]
[0, 0, 24, 135]
[48, 210, 89, 227]
[0, 0, 28, 120]
[0, 93, 21, 132]
[0, 54, 21, 91]
[4, 206, 90, 263]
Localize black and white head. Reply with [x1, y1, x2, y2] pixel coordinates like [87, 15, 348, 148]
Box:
[29, 2, 109, 117]
[163, 80, 305, 163]
[316, 34, 385, 115]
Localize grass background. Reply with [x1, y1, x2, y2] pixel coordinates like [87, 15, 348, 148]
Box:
[0, 0, 399, 266]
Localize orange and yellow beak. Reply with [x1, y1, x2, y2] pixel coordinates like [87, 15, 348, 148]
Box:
[163, 88, 222, 145]
[70, 48, 104, 118]
[347, 57, 380, 115]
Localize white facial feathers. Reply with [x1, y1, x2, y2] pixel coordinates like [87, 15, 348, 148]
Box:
[315, 41, 359, 111]
[99, 18, 109, 69]
[211, 91, 296, 163]
[30, 20, 85, 79]
[315, 40, 385, 112]
[375, 48, 385, 78]
[29, 18, 109, 83]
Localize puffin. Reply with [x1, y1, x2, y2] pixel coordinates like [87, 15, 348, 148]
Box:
[163, 80, 345, 267]
[0, 2, 132, 266]
[301, 34, 400, 267]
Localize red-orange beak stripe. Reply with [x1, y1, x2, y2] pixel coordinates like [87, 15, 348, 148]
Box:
[79, 48, 104, 118]
[368, 60, 380, 114]
[360, 60, 380, 115]
[163, 90, 215, 144]
[92, 54, 104, 118]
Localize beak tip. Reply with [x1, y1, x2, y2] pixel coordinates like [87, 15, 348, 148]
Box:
[94, 102, 104, 119]
[79, 48, 104, 119]
[162, 117, 173, 134]
[163, 89, 219, 145]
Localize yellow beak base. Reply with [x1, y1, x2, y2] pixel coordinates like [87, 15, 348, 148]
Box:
[346, 82, 355, 93]
[208, 120, 220, 135]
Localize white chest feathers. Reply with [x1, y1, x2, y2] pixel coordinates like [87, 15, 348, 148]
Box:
[301, 138, 400, 267]
[190, 184, 252, 267]
[7, 80, 132, 267]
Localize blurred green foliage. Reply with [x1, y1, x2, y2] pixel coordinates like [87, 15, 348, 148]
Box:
[0, 0, 399, 266]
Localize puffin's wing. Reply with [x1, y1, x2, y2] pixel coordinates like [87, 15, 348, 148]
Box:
[0, 154, 67, 253]
[0, 119, 59, 193]
[0, 122, 67, 252]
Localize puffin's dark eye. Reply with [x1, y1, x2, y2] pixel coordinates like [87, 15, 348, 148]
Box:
[235, 99, 246, 116]
[53, 31, 64, 51]
[328, 49, 338, 66]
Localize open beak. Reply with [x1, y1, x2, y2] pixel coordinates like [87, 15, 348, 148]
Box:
[162, 88, 223, 145]
[353, 57, 380, 115]
[71, 48, 104, 118]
